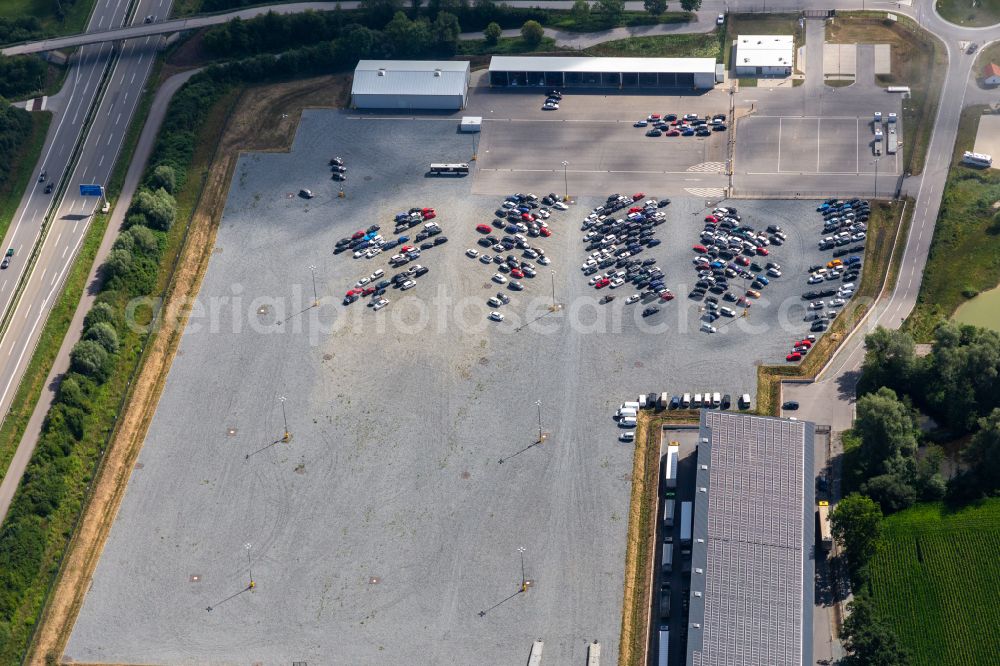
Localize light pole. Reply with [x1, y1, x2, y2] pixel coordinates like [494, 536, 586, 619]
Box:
[309, 265, 318, 307]
[535, 400, 544, 443]
[561, 161, 569, 201]
[245, 542, 255, 590]
[279, 396, 290, 442]
[549, 270, 559, 311]
[518, 546, 527, 592]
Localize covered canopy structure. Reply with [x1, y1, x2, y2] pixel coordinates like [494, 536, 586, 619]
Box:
[488, 56, 718, 90]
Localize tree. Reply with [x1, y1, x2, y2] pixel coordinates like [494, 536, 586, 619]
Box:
[830, 493, 883, 588]
[483, 21, 502, 45]
[359, 0, 402, 25]
[861, 473, 917, 513]
[384, 11, 431, 57]
[103, 248, 134, 286]
[840, 595, 911, 666]
[56, 375, 90, 411]
[131, 187, 175, 231]
[855, 387, 919, 477]
[83, 302, 116, 330]
[69, 340, 109, 380]
[859, 327, 916, 396]
[961, 408, 1000, 497]
[85, 322, 120, 355]
[149, 164, 176, 193]
[595, 0, 625, 22]
[680, 0, 702, 10]
[644, 0, 668, 16]
[341, 25, 378, 59]
[520, 19, 544, 46]
[571, 0, 591, 21]
[432, 11, 461, 54]
[126, 225, 159, 255]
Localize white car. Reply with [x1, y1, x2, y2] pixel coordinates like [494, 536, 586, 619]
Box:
[716, 12, 725, 24]
[553, 201, 568, 210]
[538, 255, 551, 265]
[401, 280, 416, 290]
[492, 273, 508, 284]
[466, 248, 479, 258]
[479, 254, 492, 264]
[488, 311, 505, 322]
[807, 275, 823, 284]
[536, 209, 550, 219]
[364, 247, 381, 259]
[353, 249, 367, 258]
[700, 323, 717, 333]
[589, 274, 605, 285]
[829, 298, 846, 307]
[610, 277, 625, 288]
[841, 282, 855, 291]
[543, 101, 559, 110]
[809, 301, 825, 310]
[720, 306, 736, 317]
[767, 267, 782, 278]
[619, 431, 635, 442]
[372, 298, 389, 311]
[355, 276, 371, 287]
[626, 293, 640, 304]
[839, 289, 855, 299]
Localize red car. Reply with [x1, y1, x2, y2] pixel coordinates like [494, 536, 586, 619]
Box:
[705, 215, 718, 223]
[510, 268, 524, 279]
[345, 289, 359, 297]
[629, 207, 642, 214]
[659, 290, 674, 301]
[362, 286, 376, 296]
[665, 129, 680, 137]
[521, 212, 534, 221]
[539, 227, 552, 237]
[476, 224, 491, 233]
[401, 245, 415, 253]
[756, 246, 769, 256]
[671, 119, 683, 126]
[786, 352, 802, 362]
[632, 192, 645, 201]
[422, 211, 436, 220]
[796, 339, 813, 348]
[735, 256, 750, 266]
[352, 230, 365, 240]
[421, 207, 434, 215]
[692, 244, 708, 253]
[595, 277, 610, 289]
[649, 113, 661, 120]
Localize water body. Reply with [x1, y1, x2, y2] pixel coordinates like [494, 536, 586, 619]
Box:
[953, 284, 1000, 332]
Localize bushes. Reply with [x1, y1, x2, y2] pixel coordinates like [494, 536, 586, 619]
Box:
[0, 17, 44, 45]
[521, 20, 544, 47]
[0, 55, 46, 99]
[0, 99, 33, 191]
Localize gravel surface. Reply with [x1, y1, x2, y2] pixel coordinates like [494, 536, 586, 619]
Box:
[68, 111, 839, 665]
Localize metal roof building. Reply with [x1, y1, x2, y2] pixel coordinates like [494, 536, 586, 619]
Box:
[734, 35, 795, 77]
[686, 411, 815, 666]
[351, 60, 471, 110]
[488, 56, 717, 90]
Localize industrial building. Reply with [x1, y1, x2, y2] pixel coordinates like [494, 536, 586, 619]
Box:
[733, 35, 795, 77]
[351, 60, 471, 110]
[488, 56, 718, 90]
[686, 411, 815, 666]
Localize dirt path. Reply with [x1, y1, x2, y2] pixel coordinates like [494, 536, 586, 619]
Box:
[28, 74, 349, 666]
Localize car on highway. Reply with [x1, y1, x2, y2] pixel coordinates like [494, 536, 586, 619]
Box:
[44, 183, 54, 194]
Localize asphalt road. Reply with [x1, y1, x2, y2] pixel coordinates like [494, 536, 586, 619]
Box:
[0, 0, 172, 520]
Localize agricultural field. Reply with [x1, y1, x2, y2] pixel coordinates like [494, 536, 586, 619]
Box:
[868, 499, 1000, 666]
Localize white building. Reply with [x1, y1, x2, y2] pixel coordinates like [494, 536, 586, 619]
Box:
[734, 35, 794, 77]
[488, 56, 718, 90]
[351, 60, 470, 110]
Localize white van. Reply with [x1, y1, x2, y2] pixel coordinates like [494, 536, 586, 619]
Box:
[618, 408, 638, 420]
[620, 401, 640, 412]
[712, 392, 721, 408]
[682, 393, 691, 408]
[619, 416, 637, 428]
[693, 393, 703, 407]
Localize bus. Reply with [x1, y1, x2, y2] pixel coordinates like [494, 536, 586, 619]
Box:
[962, 151, 993, 168]
[817, 501, 833, 551]
[429, 163, 470, 175]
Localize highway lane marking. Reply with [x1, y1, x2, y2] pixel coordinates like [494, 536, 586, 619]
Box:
[50, 272, 57, 286]
[107, 134, 113, 145]
[116, 112, 121, 125]
[99, 155, 105, 167]
[61, 246, 68, 259]
[130, 71, 136, 84]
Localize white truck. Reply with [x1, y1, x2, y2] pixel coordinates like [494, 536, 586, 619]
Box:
[887, 127, 898, 155]
[873, 129, 884, 156]
[680, 501, 693, 545]
[664, 444, 679, 491]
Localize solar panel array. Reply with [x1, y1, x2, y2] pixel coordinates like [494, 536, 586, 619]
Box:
[691, 412, 807, 666]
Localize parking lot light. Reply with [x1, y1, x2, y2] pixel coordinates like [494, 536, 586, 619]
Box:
[280, 396, 291, 443]
[561, 161, 569, 200]
[535, 400, 545, 444]
[548, 270, 560, 312]
[309, 265, 318, 307]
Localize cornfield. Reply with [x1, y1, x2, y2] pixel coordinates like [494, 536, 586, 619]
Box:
[868, 500, 1000, 666]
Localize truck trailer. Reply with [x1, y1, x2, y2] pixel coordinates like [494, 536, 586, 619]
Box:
[663, 498, 675, 528]
[887, 127, 898, 155]
[680, 501, 693, 545]
[658, 628, 670, 666]
[663, 444, 679, 491]
[662, 543, 674, 573]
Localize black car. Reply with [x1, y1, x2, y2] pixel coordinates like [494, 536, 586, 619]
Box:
[420, 241, 434, 250]
[44, 183, 54, 194]
[803, 291, 820, 300]
[782, 401, 800, 410]
[413, 266, 429, 277]
[819, 288, 837, 298]
[642, 306, 660, 317]
[478, 238, 492, 248]
[433, 236, 448, 245]
[811, 321, 829, 332]
[415, 231, 429, 242]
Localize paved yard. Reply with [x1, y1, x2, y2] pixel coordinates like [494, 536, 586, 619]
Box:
[68, 110, 846, 665]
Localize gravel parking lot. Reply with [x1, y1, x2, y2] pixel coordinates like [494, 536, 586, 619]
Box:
[68, 111, 843, 665]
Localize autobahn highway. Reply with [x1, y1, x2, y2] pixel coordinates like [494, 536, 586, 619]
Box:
[0, 0, 171, 518]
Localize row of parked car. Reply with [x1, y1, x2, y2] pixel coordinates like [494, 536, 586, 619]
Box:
[473, 192, 562, 321]
[688, 207, 784, 332]
[636, 112, 728, 138]
[793, 198, 870, 338]
[579, 193, 674, 314]
[329, 155, 347, 182]
[785, 335, 817, 362]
